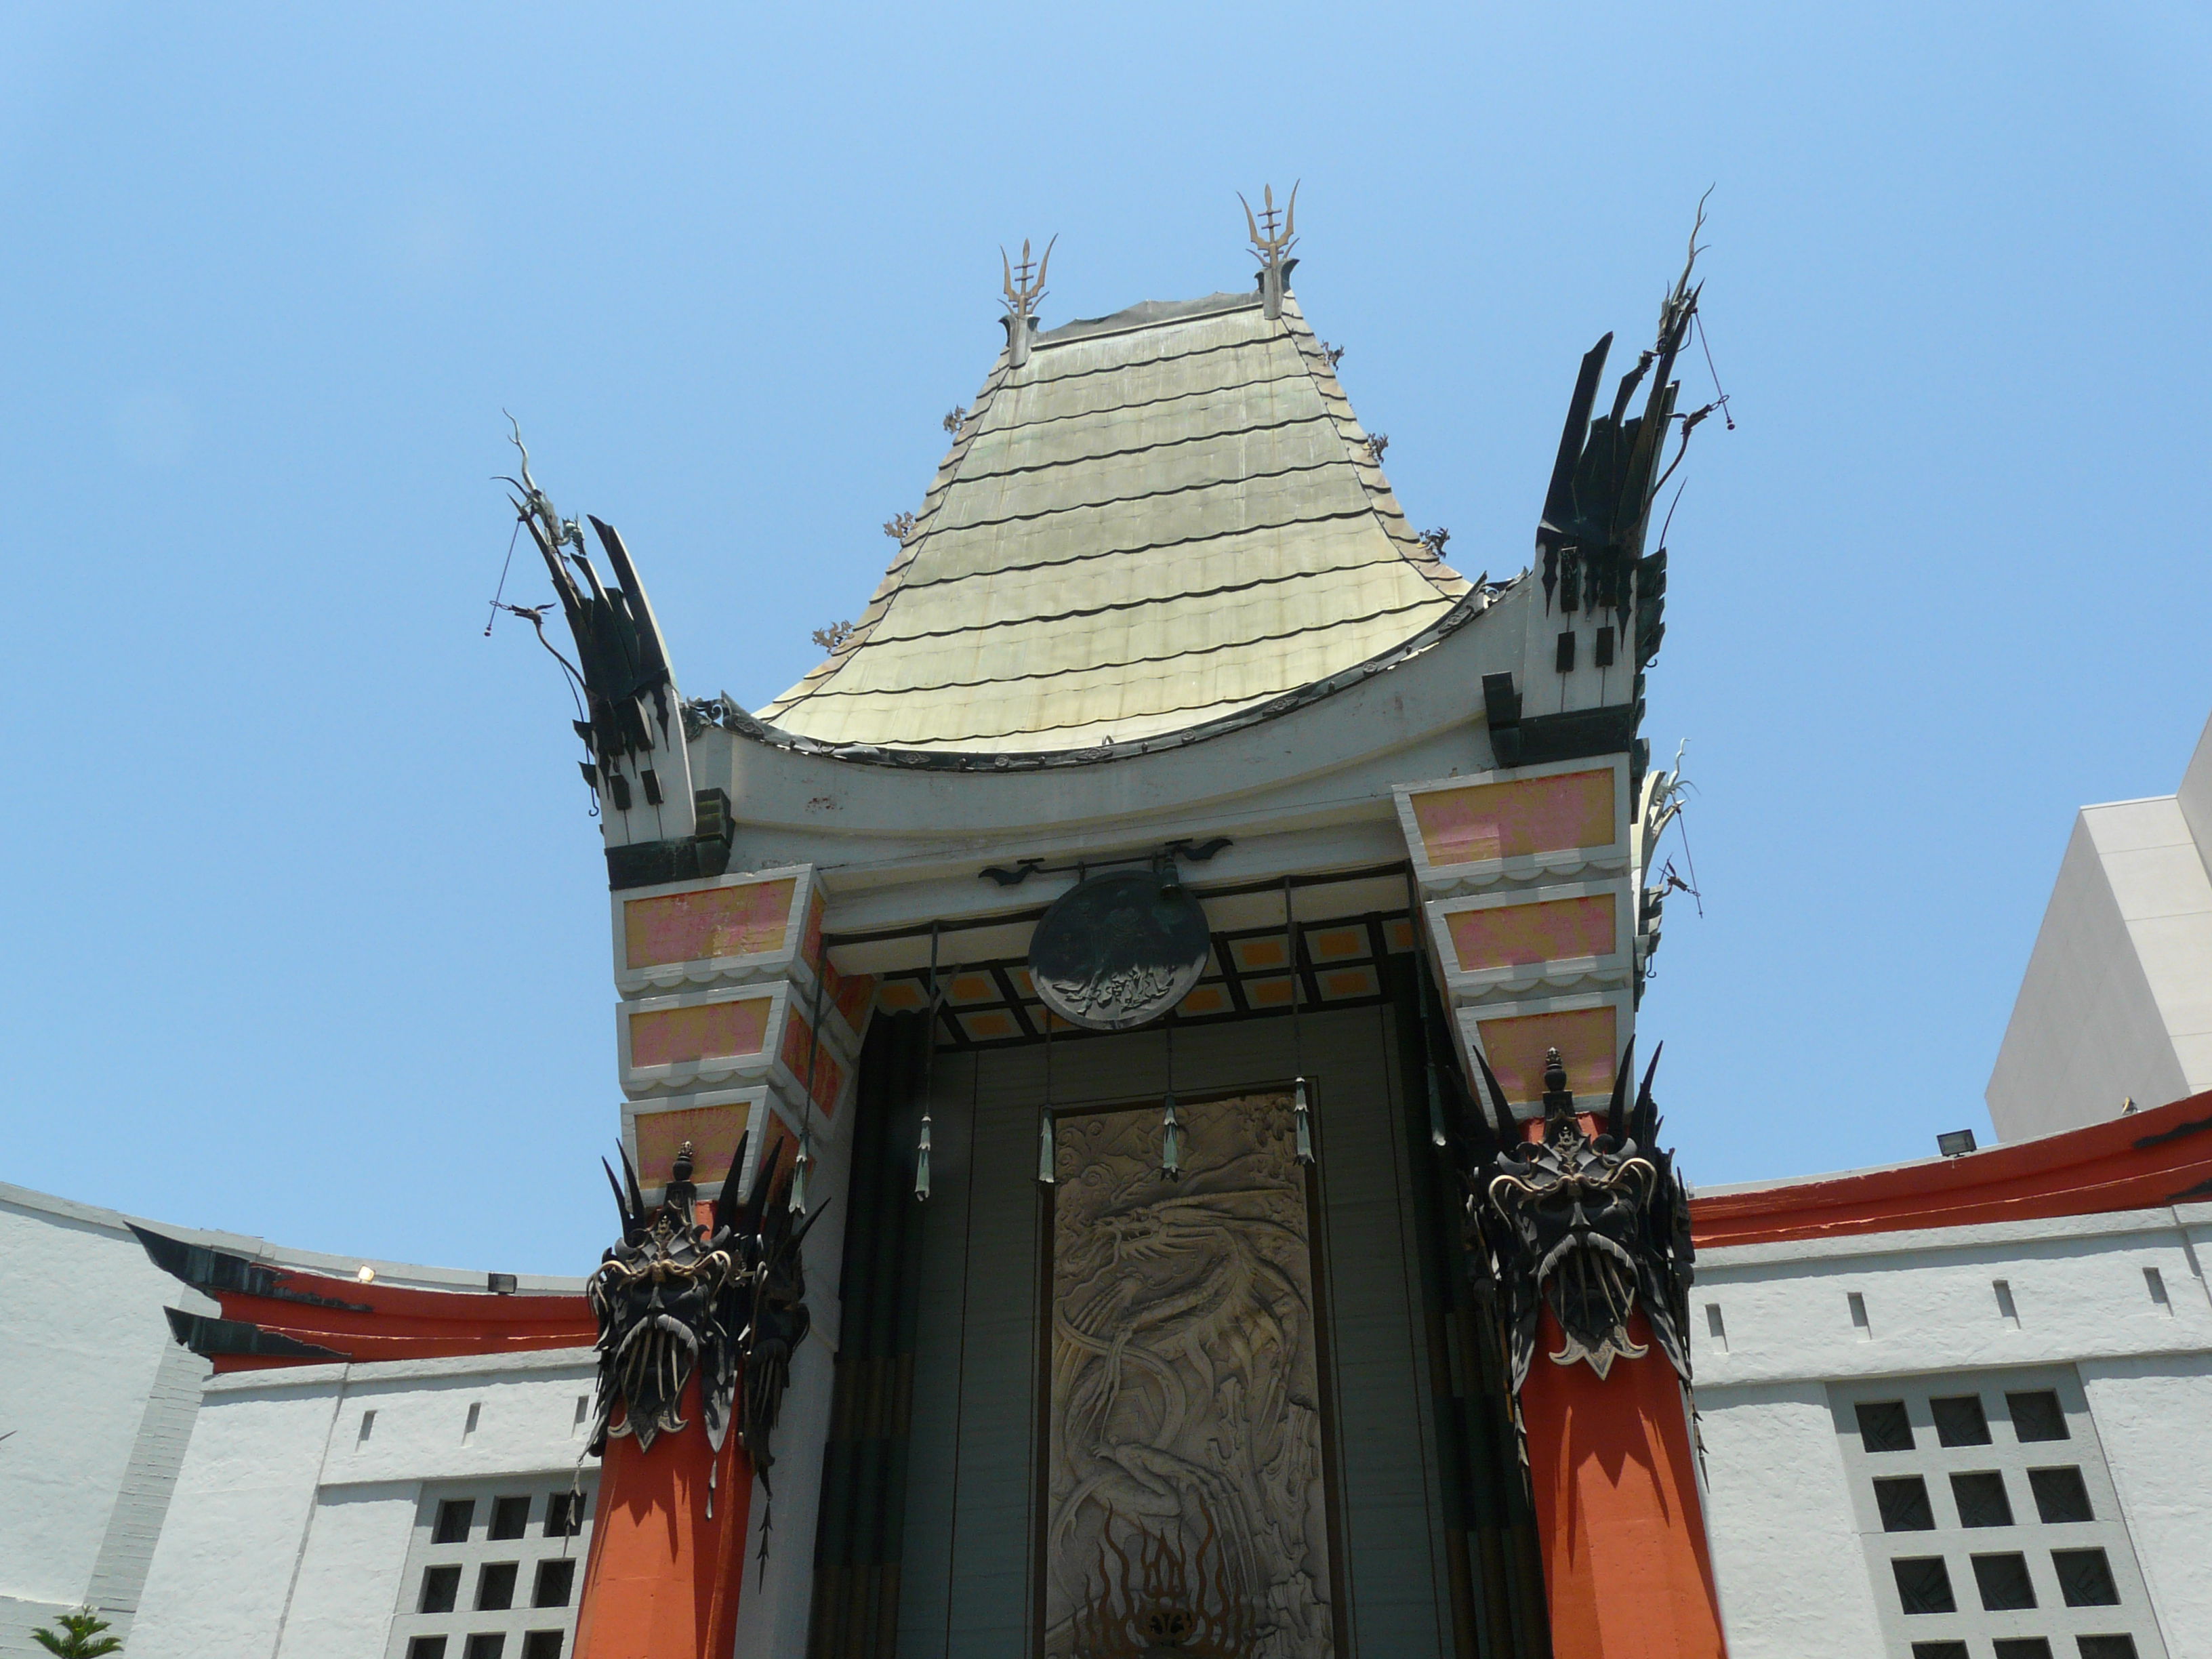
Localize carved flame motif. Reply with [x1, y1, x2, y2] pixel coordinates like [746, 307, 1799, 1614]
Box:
[1070, 1505, 1258, 1659]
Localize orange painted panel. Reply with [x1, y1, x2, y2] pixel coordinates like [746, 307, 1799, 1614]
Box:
[1520, 1314, 1728, 1656]
[1321, 966, 1379, 1000]
[1412, 769, 1615, 867]
[1308, 926, 1367, 962]
[876, 980, 928, 1011]
[572, 1380, 753, 1659]
[1473, 1006, 1617, 1103]
[777, 1010, 846, 1116]
[633, 1104, 752, 1188]
[1231, 935, 1290, 972]
[1450, 893, 1616, 972]
[1177, 984, 1233, 1017]
[628, 998, 773, 1069]
[623, 878, 795, 969]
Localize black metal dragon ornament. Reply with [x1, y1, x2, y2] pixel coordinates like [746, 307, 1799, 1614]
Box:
[587, 1136, 820, 1520]
[1467, 1044, 1694, 1391]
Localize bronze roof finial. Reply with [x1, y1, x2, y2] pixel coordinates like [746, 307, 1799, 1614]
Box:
[1240, 181, 1299, 319]
[999, 234, 1055, 368]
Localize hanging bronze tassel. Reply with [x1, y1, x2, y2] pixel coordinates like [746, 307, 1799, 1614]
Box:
[1160, 1018, 1183, 1180]
[1285, 875, 1317, 1169]
[916, 922, 941, 1203]
[1038, 1018, 1059, 1185]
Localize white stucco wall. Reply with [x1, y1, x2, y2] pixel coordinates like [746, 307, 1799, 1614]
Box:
[133, 1348, 598, 1659]
[0, 1184, 211, 1654]
[2081, 1353, 2212, 1659]
[1694, 1200, 2212, 1658]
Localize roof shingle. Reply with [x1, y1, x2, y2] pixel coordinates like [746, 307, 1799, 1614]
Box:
[759, 287, 1465, 752]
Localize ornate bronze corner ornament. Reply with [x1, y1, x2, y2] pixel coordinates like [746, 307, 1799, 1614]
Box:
[586, 1138, 821, 1515]
[1465, 1045, 1694, 1391]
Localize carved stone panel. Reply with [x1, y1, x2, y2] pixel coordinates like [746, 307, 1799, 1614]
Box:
[1046, 1093, 1334, 1658]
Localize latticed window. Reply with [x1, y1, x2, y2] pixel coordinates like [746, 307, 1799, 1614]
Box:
[386, 1480, 596, 1659]
[1830, 1368, 2162, 1657]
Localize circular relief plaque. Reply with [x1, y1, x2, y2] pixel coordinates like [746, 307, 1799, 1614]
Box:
[1028, 868, 1211, 1032]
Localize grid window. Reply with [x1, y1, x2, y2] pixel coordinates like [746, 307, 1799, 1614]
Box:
[1875, 1476, 1936, 1532]
[1857, 1400, 1915, 1452]
[419, 1565, 462, 1615]
[2030, 1467, 2094, 1524]
[1951, 1471, 2014, 1528]
[2009, 1390, 2070, 1443]
[1892, 1556, 1957, 1614]
[1931, 1395, 1992, 1446]
[1972, 1552, 2037, 1611]
[2053, 1549, 2121, 1607]
[533, 1560, 575, 1609]
[434, 1500, 476, 1544]
[476, 1563, 518, 1613]
[390, 1476, 597, 1659]
[1837, 1370, 2154, 1659]
[489, 1497, 531, 1541]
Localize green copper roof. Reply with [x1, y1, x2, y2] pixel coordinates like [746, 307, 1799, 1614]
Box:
[758, 288, 1467, 752]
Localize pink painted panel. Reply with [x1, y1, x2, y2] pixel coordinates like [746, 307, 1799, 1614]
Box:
[634, 1104, 752, 1187]
[1412, 770, 1616, 867]
[1473, 1006, 1618, 1105]
[1449, 893, 1617, 971]
[623, 878, 796, 970]
[628, 996, 773, 1069]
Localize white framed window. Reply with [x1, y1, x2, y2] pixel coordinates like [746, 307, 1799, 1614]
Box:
[1830, 1366, 2165, 1659]
[385, 1475, 597, 1659]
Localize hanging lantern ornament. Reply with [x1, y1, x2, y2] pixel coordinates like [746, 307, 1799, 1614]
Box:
[1293, 1075, 1314, 1165]
[1038, 1021, 1058, 1186]
[916, 922, 941, 1203]
[1160, 1017, 1183, 1181]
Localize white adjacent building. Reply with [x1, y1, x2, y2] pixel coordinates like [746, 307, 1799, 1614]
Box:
[1988, 710, 2212, 1142]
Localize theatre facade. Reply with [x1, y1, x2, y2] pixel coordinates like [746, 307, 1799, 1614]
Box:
[5, 205, 2209, 1659]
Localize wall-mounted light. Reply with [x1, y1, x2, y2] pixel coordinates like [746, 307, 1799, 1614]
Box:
[1936, 1129, 1978, 1158]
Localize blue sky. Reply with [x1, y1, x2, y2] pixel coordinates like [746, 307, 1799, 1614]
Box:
[2, 3, 2208, 1273]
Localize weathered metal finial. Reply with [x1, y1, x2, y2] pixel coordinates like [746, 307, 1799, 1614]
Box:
[1240, 181, 1300, 319]
[999, 234, 1056, 367]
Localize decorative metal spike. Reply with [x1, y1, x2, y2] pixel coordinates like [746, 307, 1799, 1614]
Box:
[1038, 1111, 1057, 1185]
[1161, 1094, 1183, 1181]
[1293, 1076, 1315, 1166]
[914, 1112, 933, 1202]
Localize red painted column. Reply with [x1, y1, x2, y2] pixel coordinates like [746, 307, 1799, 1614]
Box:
[1518, 1308, 1727, 1658]
[571, 1375, 756, 1659]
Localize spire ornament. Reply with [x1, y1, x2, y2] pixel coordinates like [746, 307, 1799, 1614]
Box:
[1240, 182, 1299, 319]
[1000, 234, 1056, 368]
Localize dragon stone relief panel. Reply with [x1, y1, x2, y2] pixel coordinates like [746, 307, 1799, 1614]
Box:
[1046, 1094, 1334, 1659]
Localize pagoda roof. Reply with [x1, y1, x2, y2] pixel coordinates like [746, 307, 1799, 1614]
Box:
[756, 287, 1469, 752]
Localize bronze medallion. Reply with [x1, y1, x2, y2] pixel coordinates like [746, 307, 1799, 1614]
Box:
[1029, 868, 1211, 1031]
